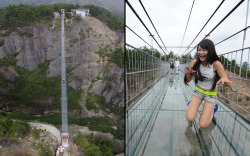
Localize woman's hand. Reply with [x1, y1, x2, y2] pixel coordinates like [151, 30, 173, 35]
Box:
[184, 66, 196, 75]
[216, 77, 233, 86]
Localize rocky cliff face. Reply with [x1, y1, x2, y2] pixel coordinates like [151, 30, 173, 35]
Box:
[0, 16, 124, 115]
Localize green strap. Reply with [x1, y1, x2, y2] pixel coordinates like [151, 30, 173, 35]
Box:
[195, 87, 217, 95]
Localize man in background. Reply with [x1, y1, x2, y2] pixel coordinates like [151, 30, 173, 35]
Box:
[175, 58, 180, 74]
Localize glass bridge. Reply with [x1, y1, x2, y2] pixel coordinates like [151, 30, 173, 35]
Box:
[125, 47, 250, 156]
[130, 72, 249, 156]
[125, 1, 250, 155]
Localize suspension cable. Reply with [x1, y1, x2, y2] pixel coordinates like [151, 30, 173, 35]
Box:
[138, 0, 169, 53]
[184, 0, 245, 56]
[178, 0, 196, 54]
[126, 25, 152, 48]
[126, 0, 166, 55]
[181, 0, 225, 55]
[215, 25, 250, 46]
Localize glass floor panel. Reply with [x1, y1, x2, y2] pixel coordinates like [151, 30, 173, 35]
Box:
[140, 74, 250, 156]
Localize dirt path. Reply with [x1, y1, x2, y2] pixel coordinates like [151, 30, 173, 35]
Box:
[28, 122, 61, 145]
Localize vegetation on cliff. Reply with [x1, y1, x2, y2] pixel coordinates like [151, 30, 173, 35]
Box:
[74, 133, 123, 156]
[1, 112, 124, 140]
[0, 117, 29, 138]
[0, 53, 82, 111]
[0, 4, 124, 153]
[96, 45, 124, 68]
[0, 3, 124, 36]
[0, 3, 80, 32]
[84, 5, 124, 32]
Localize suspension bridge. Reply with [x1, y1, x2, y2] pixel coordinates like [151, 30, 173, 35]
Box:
[125, 0, 250, 156]
[57, 9, 69, 156]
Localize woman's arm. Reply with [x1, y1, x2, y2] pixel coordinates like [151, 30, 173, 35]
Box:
[214, 61, 233, 87]
[185, 59, 197, 82]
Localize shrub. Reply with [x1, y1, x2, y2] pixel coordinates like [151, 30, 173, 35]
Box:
[0, 52, 19, 67]
[0, 40, 4, 47]
[84, 5, 124, 32]
[94, 135, 122, 154]
[86, 94, 106, 110]
[32, 130, 40, 139]
[0, 117, 29, 138]
[33, 143, 53, 156]
[5, 60, 81, 110]
[74, 133, 102, 156]
[75, 14, 81, 22]
[17, 30, 33, 37]
[65, 12, 72, 19]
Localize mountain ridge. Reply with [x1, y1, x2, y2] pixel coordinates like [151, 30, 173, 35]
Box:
[0, 0, 124, 19]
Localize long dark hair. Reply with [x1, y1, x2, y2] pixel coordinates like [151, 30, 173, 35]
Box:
[184, 39, 221, 90]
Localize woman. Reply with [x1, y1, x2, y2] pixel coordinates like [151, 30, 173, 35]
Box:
[170, 59, 174, 74]
[184, 39, 233, 128]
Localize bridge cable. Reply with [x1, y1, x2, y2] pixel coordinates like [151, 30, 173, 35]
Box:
[178, 0, 196, 54]
[126, 25, 152, 48]
[215, 25, 250, 46]
[181, 0, 225, 55]
[184, 0, 245, 56]
[126, 0, 166, 55]
[138, 0, 169, 53]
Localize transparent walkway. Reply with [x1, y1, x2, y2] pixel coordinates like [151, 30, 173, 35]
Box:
[139, 74, 250, 156]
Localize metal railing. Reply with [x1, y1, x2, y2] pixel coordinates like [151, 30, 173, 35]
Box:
[180, 69, 250, 156]
[125, 44, 169, 156]
[218, 47, 250, 120]
[181, 47, 250, 120]
[126, 44, 169, 108]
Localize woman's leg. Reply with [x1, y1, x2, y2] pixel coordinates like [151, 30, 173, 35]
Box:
[186, 96, 202, 122]
[199, 102, 215, 128]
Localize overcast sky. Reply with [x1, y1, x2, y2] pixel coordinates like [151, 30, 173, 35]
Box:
[126, 0, 250, 63]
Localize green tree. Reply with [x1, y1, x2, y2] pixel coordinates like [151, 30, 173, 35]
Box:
[139, 46, 161, 59]
[168, 51, 174, 60]
[65, 12, 72, 19]
[242, 62, 248, 69]
[0, 4, 80, 32]
[84, 5, 124, 32]
[180, 53, 192, 63]
[85, 145, 102, 156]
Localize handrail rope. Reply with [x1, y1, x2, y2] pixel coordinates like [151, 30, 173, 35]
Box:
[126, 25, 152, 47]
[126, 43, 166, 60]
[138, 0, 169, 53]
[126, 0, 166, 55]
[215, 25, 250, 46]
[217, 47, 250, 56]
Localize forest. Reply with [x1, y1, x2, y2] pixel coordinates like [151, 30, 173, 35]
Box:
[0, 3, 124, 35]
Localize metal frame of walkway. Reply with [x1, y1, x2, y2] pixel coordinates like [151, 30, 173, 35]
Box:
[125, 1, 250, 155]
[125, 46, 250, 156]
[126, 65, 250, 156]
[61, 9, 69, 148]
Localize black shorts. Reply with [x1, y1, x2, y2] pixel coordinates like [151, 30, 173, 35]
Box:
[170, 65, 174, 69]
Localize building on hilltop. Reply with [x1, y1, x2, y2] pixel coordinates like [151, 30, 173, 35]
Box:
[75, 8, 90, 18]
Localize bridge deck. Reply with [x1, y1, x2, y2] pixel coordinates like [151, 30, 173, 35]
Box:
[140, 74, 250, 156]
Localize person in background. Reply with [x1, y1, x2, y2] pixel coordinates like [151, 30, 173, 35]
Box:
[170, 59, 174, 74]
[175, 58, 180, 74]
